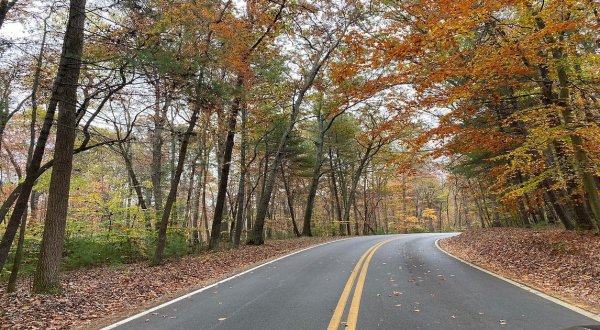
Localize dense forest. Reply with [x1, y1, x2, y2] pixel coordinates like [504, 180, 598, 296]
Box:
[0, 0, 598, 294]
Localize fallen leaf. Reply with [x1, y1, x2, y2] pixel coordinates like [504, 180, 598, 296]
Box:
[0, 237, 336, 328]
[440, 229, 600, 314]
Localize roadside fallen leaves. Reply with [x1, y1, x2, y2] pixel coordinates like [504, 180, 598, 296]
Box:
[0, 237, 335, 329]
[440, 228, 599, 314]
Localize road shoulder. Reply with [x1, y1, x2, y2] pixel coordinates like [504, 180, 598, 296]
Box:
[0, 237, 342, 329]
[97, 237, 348, 330]
[436, 234, 600, 323]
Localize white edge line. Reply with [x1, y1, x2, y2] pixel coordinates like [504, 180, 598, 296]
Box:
[102, 238, 351, 329]
[435, 238, 600, 323]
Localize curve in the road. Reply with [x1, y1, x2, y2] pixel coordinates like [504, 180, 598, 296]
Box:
[104, 234, 600, 330]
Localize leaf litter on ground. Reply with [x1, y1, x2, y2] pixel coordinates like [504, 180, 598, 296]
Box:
[440, 228, 599, 314]
[0, 237, 335, 329]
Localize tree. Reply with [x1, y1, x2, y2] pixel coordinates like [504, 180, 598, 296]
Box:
[0, 0, 86, 273]
[379, 0, 600, 232]
[247, 1, 355, 244]
[209, 0, 286, 249]
[32, 0, 87, 293]
[0, 0, 17, 30]
[151, 0, 231, 264]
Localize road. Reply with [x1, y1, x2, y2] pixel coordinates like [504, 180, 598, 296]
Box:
[107, 234, 599, 330]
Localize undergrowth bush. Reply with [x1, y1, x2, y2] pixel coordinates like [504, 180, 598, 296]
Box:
[0, 224, 200, 280]
[407, 226, 428, 233]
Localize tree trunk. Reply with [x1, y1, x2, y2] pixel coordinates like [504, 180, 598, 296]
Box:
[169, 128, 179, 226]
[328, 149, 344, 235]
[6, 206, 25, 292]
[362, 170, 369, 234]
[6, 157, 24, 293]
[542, 180, 574, 230]
[0, 0, 16, 30]
[0, 0, 86, 273]
[247, 40, 341, 245]
[342, 143, 375, 232]
[210, 76, 243, 249]
[152, 85, 202, 265]
[118, 143, 152, 229]
[5, 13, 48, 288]
[280, 164, 301, 237]
[553, 49, 600, 231]
[334, 150, 351, 235]
[191, 187, 202, 244]
[247, 118, 295, 245]
[301, 166, 321, 237]
[184, 150, 200, 237]
[301, 110, 327, 236]
[233, 106, 249, 247]
[201, 152, 210, 241]
[533, 16, 600, 231]
[151, 86, 168, 227]
[32, 0, 86, 293]
[190, 142, 205, 245]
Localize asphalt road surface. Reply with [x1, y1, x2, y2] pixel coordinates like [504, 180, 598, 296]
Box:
[107, 233, 600, 330]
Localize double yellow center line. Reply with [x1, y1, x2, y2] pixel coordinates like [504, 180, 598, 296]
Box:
[327, 238, 399, 330]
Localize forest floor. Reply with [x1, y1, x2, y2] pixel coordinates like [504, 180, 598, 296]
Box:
[0, 236, 337, 329]
[440, 228, 600, 314]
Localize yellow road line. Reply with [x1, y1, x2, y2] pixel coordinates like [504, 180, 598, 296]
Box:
[346, 240, 388, 330]
[327, 238, 398, 330]
[327, 241, 382, 330]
